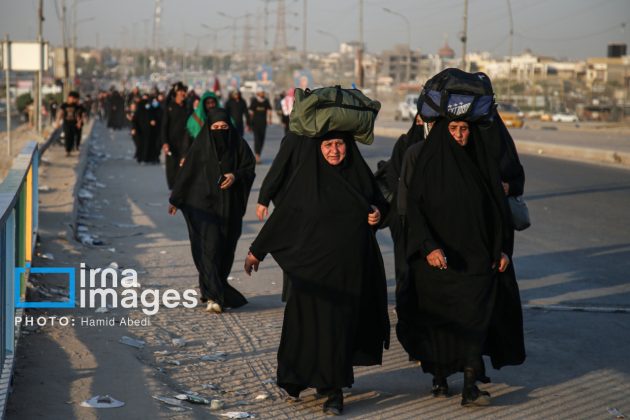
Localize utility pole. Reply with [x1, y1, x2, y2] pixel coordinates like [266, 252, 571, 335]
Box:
[5, 34, 12, 156]
[302, 0, 307, 62]
[61, 0, 70, 98]
[506, 0, 514, 99]
[36, 0, 44, 133]
[460, 0, 468, 71]
[356, 0, 364, 87]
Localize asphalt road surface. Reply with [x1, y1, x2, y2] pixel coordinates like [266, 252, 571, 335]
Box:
[361, 133, 630, 310]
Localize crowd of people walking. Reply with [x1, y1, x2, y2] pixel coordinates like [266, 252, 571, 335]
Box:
[65, 70, 525, 416]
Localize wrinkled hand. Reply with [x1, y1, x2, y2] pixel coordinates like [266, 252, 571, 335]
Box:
[493, 252, 510, 272]
[502, 182, 510, 196]
[167, 204, 177, 215]
[220, 173, 235, 190]
[244, 252, 260, 276]
[427, 248, 447, 270]
[256, 204, 269, 221]
[368, 205, 381, 226]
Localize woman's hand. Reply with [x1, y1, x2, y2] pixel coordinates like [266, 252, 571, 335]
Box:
[256, 204, 269, 221]
[368, 205, 381, 226]
[220, 173, 236, 190]
[244, 252, 260, 276]
[167, 204, 177, 215]
[426, 249, 448, 270]
[494, 252, 510, 272]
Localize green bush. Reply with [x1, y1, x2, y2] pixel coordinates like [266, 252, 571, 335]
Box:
[16, 92, 34, 113]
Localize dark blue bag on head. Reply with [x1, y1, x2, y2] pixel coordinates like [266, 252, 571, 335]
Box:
[417, 68, 495, 123]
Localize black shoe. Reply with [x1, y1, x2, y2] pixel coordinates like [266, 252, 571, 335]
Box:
[431, 377, 449, 398]
[283, 384, 304, 402]
[322, 389, 343, 416]
[461, 385, 491, 407]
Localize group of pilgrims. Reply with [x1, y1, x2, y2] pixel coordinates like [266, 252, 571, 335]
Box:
[123, 75, 527, 415]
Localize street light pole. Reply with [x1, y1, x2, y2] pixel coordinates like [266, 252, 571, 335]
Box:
[506, 0, 514, 99]
[461, 0, 469, 71]
[383, 7, 411, 84]
[302, 0, 308, 62]
[36, 0, 44, 133]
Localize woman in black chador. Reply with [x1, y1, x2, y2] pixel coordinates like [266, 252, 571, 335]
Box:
[397, 119, 525, 407]
[168, 108, 255, 313]
[244, 132, 390, 416]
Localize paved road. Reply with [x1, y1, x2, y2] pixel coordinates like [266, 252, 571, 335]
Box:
[377, 120, 630, 153]
[9, 122, 630, 419]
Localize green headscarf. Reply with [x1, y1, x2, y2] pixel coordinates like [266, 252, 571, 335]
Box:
[186, 91, 222, 139]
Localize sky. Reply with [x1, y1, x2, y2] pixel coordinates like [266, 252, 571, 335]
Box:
[1, 0, 629, 60]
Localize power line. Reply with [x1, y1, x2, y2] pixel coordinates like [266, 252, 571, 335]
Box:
[516, 21, 628, 42]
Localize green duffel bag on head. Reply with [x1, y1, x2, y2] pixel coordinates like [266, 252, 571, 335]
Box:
[289, 85, 381, 145]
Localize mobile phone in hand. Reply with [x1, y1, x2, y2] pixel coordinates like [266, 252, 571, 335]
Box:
[217, 174, 227, 186]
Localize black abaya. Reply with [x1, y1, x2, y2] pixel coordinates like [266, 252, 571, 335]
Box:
[384, 119, 425, 286]
[397, 120, 525, 377]
[249, 136, 390, 391]
[170, 112, 255, 308]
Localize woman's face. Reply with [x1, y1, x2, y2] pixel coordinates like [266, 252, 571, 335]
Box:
[205, 97, 217, 111]
[448, 121, 470, 146]
[321, 139, 346, 166]
[210, 121, 229, 130]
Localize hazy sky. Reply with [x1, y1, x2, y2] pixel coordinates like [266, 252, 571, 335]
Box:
[1, 0, 629, 59]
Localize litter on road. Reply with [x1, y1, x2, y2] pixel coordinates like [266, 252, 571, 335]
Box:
[200, 352, 228, 362]
[175, 394, 211, 404]
[119, 336, 146, 349]
[219, 412, 255, 419]
[80, 395, 125, 409]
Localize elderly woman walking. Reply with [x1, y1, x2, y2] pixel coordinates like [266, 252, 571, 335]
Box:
[244, 131, 390, 416]
[397, 118, 525, 407]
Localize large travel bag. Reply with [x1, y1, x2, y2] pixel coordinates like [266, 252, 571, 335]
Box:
[289, 85, 381, 145]
[417, 68, 495, 123]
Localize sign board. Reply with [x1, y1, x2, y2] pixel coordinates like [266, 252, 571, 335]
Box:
[1, 41, 49, 71]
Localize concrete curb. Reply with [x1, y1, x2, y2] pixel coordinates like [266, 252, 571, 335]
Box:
[70, 120, 95, 242]
[374, 126, 630, 169]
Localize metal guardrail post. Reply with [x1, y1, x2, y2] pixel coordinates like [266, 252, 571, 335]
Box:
[4, 210, 15, 355]
[32, 150, 39, 242]
[1, 223, 5, 367]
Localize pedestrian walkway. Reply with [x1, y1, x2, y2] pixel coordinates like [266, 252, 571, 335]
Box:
[7, 122, 630, 419]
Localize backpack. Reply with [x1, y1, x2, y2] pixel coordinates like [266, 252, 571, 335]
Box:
[289, 85, 381, 145]
[417, 68, 495, 123]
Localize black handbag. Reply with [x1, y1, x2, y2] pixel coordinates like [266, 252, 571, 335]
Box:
[508, 195, 531, 231]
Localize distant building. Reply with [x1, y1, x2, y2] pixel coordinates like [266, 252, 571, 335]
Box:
[380, 44, 422, 84]
[608, 43, 627, 58]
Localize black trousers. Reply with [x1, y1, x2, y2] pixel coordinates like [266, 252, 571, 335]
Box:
[165, 154, 180, 190]
[252, 123, 267, 155]
[63, 124, 80, 152]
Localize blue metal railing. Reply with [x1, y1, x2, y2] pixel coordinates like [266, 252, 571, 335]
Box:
[0, 141, 39, 419]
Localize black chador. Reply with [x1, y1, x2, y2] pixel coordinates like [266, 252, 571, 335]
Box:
[249, 134, 390, 395]
[397, 120, 525, 397]
[161, 90, 191, 189]
[384, 115, 425, 285]
[257, 132, 312, 302]
[107, 90, 125, 130]
[133, 98, 162, 164]
[169, 109, 255, 309]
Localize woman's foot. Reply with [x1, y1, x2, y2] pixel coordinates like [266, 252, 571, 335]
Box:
[322, 389, 343, 416]
[205, 300, 222, 313]
[461, 367, 490, 406]
[431, 376, 449, 398]
[461, 385, 491, 407]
